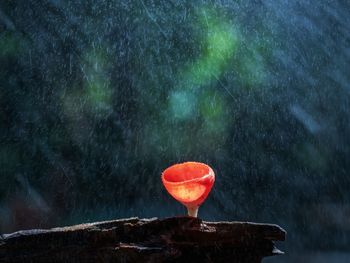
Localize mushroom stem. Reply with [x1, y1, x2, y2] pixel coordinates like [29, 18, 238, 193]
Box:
[187, 206, 199, 217]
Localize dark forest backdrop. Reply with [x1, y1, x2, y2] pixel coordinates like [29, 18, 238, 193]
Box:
[1, 1, 350, 261]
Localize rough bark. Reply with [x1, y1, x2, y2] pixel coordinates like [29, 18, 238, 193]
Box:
[0, 217, 286, 263]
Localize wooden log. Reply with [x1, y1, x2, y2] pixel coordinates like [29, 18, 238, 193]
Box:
[0, 217, 286, 263]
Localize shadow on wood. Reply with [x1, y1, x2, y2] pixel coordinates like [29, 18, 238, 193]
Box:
[0, 217, 286, 263]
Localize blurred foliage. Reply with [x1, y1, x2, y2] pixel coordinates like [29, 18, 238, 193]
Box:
[0, 0, 350, 253]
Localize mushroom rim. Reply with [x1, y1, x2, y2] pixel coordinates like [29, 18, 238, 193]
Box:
[161, 161, 215, 186]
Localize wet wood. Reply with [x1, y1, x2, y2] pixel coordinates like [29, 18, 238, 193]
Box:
[0, 217, 286, 263]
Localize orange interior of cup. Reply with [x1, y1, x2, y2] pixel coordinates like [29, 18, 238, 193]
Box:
[162, 162, 215, 208]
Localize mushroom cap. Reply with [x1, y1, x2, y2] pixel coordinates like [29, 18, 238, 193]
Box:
[162, 162, 215, 208]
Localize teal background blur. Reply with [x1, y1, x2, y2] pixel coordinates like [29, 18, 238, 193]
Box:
[1, 1, 350, 261]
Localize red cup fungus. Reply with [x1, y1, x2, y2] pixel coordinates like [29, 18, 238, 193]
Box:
[162, 162, 215, 217]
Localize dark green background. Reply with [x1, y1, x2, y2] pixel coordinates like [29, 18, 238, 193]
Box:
[1, 1, 349, 261]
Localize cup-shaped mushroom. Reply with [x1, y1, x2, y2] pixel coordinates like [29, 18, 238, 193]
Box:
[162, 162, 215, 217]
